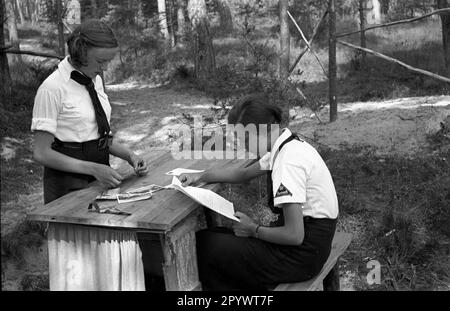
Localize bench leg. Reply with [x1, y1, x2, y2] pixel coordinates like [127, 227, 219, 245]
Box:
[323, 258, 340, 291]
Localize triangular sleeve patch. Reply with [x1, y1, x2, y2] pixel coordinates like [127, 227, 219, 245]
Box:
[274, 183, 292, 198]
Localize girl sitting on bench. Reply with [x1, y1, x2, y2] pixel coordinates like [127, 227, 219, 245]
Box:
[178, 94, 339, 290]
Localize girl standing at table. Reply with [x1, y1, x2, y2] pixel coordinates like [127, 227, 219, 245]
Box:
[31, 20, 149, 291]
[178, 94, 339, 290]
[32, 20, 149, 203]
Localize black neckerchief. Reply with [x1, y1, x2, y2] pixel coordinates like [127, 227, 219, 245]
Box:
[70, 71, 111, 145]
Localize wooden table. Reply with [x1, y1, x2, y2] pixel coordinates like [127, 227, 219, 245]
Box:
[27, 150, 252, 291]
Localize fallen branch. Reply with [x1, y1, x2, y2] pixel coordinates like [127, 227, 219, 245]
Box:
[289, 10, 328, 74]
[63, 20, 74, 33]
[3, 49, 64, 60]
[287, 10, 328, 78]
[335, 8, 450, 38]
[287, 77, 324, 124]
[396, 115, 417, 121]
[337, 40, 450, 84]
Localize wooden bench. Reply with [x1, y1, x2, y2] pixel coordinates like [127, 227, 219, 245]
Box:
[274, 232, 352, 291]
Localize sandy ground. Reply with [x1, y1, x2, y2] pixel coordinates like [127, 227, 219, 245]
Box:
[290, 95, 450, 155]
[1, 81, 449, 290]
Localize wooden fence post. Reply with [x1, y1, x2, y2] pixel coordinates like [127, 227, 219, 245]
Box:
[328, 0, 337, 122]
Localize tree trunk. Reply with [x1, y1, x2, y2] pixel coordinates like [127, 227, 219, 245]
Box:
[214, 0, 233, 34]
[1, 0, 12, 109]
[177, 0, 186, 44]
[15, 0, 24, 24]
[24, 0, 29, 20]
[187, 0, 216, 80]
[56, 0, 65, 56]
[168, 0, 176, 47]
[158, 0, 170, 39]
[359, 0, 366, 67]
[437, 0, 450, 77]
[6, 0, 21, 63]
[329, 0, 337, 122]
[91, 0, 98, 19]
[31, 0, 39, 25]
[279, 0, 290, 81]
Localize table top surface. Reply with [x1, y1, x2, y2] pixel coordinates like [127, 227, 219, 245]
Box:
[27, 150, 253, 232]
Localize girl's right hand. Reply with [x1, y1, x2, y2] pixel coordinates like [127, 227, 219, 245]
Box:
[178, 173, 204, 187]
[90, 163, 123, 188]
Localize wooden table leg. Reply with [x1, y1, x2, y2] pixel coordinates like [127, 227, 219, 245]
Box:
[323, 258, 341, 291]
[160, 211, 204, 291]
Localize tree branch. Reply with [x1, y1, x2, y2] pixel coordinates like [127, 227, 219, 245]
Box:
[289, 10, 328, 74]
[3, 49, 64, 60]
[287, 10, 328, 78]
[0, 44, 12, 51]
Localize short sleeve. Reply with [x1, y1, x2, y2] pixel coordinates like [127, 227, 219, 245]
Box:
[259, 152, 271, 170]
[273, 161, 308, 207]
[31, 87, 61, 135]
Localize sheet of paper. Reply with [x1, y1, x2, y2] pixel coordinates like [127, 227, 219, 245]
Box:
[168, 176, 239, 222]
[165, 168, 205, 176]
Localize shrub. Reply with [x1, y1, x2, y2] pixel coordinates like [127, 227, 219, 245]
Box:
[0, 61, 57, 138]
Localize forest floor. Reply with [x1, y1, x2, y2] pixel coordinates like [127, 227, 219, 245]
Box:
[2, 79, 449, 290]
[2, 19, 450, 290]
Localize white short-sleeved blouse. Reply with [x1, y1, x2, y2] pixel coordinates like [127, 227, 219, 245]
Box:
[31, 56, 112, 142]
[259, 128, 339, 219]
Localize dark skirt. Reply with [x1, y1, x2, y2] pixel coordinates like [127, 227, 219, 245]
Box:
[44, 139, 110, 204]
[196, 216, 337, 291]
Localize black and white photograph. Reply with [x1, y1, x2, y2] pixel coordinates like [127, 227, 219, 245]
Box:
[0, 0, 449, 297]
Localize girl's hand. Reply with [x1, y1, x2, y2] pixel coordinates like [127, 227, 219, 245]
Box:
[129, 154, 149, 176]
[232, 212, 258, 238]
[90, 163, 123, 188]
[178, 172, 204, 187]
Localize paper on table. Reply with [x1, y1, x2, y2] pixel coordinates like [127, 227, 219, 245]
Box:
[117, 192, 152, 204]
[126, 184, 166, 194]
[168, 176, 240, 222]
[166, 168, 205, 176]
[96, 188, 121, 200]
[96, 185, 158, 204]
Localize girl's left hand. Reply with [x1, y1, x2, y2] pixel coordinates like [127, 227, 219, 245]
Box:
[232, 212, 258, 238]
[130, 155, 149, 176]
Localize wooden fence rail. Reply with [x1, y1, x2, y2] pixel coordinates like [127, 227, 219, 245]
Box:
[335, 7, 450, 38]
[337, 40, 450, 83]
[327, 2, 450, 123]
